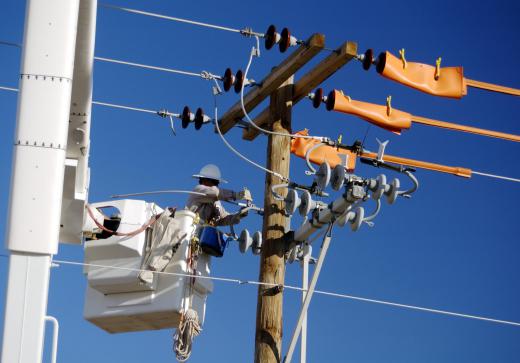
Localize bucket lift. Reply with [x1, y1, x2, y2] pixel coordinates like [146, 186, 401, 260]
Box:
[82, 199, 213, 334]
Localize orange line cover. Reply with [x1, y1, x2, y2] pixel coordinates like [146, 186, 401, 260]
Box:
[290, 129, 357, 171]
[378, 51, 467, 99]
[327, 90, 412, 133]
[290, 130, 472, 178]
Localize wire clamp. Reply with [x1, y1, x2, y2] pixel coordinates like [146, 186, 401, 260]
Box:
[157, 109, 176, 136]
[240, 27, 256, 38]
[200, 70, 221, 81]
[157, 109, 170, 118]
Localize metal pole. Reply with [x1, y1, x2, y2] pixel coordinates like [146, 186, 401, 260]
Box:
[2, 254, 52, 362]
[284, 225, 334, 363]
[300, 244, 311, 363]
[1, 0, 80, 361]
[44, 316, 60, 363]
[60, 0, 98, 244]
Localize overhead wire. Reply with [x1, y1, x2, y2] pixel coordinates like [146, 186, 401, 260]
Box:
[471, 171, 520, 183]
[0, 40, 21, 48]
[0, 40, 221, 82]
[99, 3, 263, 37]
[314, 289, 520, 327]
[111, 190, 206, 198]
[94, 56, 219, 80]
[0, 85, 19, 92]
[1, 254, 513, 328]
[92, 100, 160, 115]
[0, 85, 179, 117]
[99, 3, 334, 56]
[1, 85, 518, 184]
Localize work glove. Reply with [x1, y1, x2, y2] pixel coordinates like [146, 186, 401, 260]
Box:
[239, 206, 252, 217]
[236, 188, 253, 202]
[230, 207, 251, 225]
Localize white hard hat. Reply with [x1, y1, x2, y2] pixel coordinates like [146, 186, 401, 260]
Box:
[192, 164, 228, 183]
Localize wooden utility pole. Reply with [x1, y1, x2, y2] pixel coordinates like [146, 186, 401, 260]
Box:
[215, 33, 357, 362]
[255, 76, 294, 363]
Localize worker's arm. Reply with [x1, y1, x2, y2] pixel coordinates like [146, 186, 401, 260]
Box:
[191, 185, 236, 203]
[212, 202, 253, 226]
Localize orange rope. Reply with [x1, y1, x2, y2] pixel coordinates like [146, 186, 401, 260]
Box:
[411, 115, 520, 142]
[361, 151, 472, 178]
[466, 78, 520, 96]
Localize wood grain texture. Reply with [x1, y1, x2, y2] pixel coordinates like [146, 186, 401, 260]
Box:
[254, 76, 293, 363]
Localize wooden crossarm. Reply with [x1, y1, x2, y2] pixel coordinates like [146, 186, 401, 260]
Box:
[242, 41, 357, 141]
[216, 33, 326, 134]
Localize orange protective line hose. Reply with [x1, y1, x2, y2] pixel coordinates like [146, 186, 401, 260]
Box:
[466, 78, 520, 96]
[328, 89, 412, 133]
[361, 151, 472, 178]
[411, 115, 520, 142]
[378, 51, 467, 98]
[328, 89, 520, 142]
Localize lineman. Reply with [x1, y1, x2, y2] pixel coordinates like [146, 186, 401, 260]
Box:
[186, 164, 252, 226]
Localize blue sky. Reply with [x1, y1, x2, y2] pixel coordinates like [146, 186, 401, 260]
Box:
[1, 0, 520, 362]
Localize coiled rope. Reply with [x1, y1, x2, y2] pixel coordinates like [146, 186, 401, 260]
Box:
[173, 308, 202, 362]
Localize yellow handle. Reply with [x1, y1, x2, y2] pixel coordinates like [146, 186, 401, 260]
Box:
[435, 57, 442, 80]
[399, 48, 407, 70]
[386, 95, 392, 116]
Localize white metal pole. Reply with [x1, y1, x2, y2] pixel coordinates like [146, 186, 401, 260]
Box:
[60, 0, 97, 244]
[44, 316, 60, 363]
[2, 254, 52, 363]
[300, 245, 310, 363]
[284, 226, 334, 363]
[1, 0, 80, 361]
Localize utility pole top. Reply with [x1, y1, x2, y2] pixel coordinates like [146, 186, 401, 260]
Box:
[216, 33, 325, 134]
[243, 41, 358, 141]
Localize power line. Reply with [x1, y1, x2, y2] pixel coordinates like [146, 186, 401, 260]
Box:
[9, 255, 512, 328]
[0, 41, 221, 81]
[94, 56, 219, 80]
[0, 85, 19, 92]
[0, 40, 21, 48]
[472, 171, 520, 183]
[0, 86, 177, 117]
[92, 100, 163, 115]
[1, 85, 519, 184]
[316, 290, 520, 327]
[99, 3, 263, 37]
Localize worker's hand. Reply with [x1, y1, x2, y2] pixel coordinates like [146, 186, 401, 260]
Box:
[236, 188, 253, 202]
[231, 207, 251, 224]
[239, 206, 252, 217]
